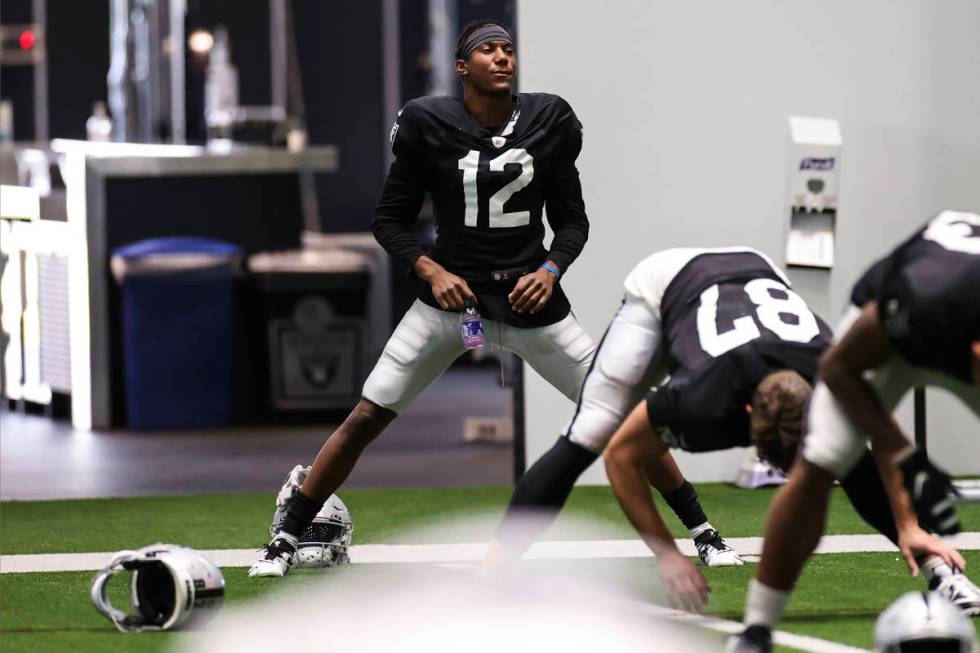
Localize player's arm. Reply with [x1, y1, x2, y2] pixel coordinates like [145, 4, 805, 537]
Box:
[542, 109, 589, 274]
[373, 106, 476, 311]
[372, 106, 428, 271]
[510, 110, 588, 315]
[819, 302, 964, 571]
[819, 303, 907, 455]
[603, 400, 710, 612]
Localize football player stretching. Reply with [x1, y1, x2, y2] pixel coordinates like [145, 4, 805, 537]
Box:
[730, 211, 980, 653]
[251, 21, 726, 576]
[490, 245, 975, 620]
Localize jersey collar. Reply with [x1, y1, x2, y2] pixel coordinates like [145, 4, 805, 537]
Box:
[459, 94, 522, 148]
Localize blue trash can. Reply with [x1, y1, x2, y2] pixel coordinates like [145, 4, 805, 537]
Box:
[111, 237, 240, 429]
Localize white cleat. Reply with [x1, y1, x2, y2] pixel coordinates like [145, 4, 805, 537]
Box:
[248, 536, 297, 578]
[932, 569, 980, 616]
[694, 529, 744, 567]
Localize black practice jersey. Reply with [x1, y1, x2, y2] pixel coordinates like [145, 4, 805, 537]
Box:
[645, 250, 832, 452]
[373, 93, 589, 327]
[851, 210, 980, 383]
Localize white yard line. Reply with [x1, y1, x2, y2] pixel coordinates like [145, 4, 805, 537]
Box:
[12, 536, 969, 653]
[2, 532, 979, 574]
[631, 601, 870, 653]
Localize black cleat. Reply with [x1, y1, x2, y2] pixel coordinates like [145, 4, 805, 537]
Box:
[725, 625, 773, 653]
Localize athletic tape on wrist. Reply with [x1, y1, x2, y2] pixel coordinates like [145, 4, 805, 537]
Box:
[539, 262, 561, 278]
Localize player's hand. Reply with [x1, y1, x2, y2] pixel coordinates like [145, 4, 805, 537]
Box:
[656, 550, 711, 613]
[413, 256, 477, 311]
[427, 269, 477, 311]
[508, 269, 556, 314]
[896, 447, 961, 535]
[897, 524, 966, 577]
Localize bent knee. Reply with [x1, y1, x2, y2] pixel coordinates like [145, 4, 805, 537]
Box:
[344, 400, 395, 439]
[602, 437, 633, 469]
[566, 403, 623, 453]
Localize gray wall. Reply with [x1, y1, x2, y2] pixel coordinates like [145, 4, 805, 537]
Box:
[519, 0, 980, 482]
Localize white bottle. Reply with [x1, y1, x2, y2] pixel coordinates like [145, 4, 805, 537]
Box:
[205, 26, 239, 140]
[86, 101, 113, 142]
[0, 100, 13, 143]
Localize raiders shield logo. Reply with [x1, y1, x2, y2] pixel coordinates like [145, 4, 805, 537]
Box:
[302, 354, 337, 389]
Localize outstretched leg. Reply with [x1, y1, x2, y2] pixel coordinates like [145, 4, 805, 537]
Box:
[492, 301, 725, 562]
[755, 459, 834, 594]
[250, 301, 464, 577]
[300, 399, 395, 502]
[727, 456, 836, 653]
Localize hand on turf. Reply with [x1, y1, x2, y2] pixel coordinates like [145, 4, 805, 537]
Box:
[426, 268, 477, 311]
[897, 525, 966, 577]
[657, 550, 710, 613]
[508, 269, 556, 315]
[896, 447, 961, 536]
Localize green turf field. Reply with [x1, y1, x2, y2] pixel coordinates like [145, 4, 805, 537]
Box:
[2, 484, 978, 652]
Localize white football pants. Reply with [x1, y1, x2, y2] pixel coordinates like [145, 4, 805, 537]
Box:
[562, 299, 668, 453]
[802, 305, 980, 478]
[361, 300, 596, 414]
[564, 248, 793, 453]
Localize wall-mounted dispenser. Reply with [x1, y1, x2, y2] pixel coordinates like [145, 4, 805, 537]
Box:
[786, 116, 841, 268]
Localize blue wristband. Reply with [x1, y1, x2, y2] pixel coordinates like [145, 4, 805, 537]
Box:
[539, 262, 561, 279]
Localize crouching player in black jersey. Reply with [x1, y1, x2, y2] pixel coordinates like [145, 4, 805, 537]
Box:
[491, 248, 762, 568]
[250, 21, 719, 577]
[589, 246, 828, 610]
[730, 211, 980, 653]
[504, 246, 974, 618]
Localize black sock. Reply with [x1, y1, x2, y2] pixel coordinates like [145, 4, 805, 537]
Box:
[507, 437, 598, 511]
[662, 481, 709, 531]
[495, 437, 598, 551]
[839, 451, 899, 545]
[278, 489, 322, 539]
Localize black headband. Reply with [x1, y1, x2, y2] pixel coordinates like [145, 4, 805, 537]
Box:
[459, 24, 513, 59]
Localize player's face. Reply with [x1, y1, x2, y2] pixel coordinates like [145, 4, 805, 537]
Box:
[971, 341, 980, 386]
[457, 40, 516, 95]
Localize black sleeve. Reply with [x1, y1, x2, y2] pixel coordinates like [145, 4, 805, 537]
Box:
[645, 383, 678, 429]
[850, 256, 890, 307]
[644, 361, 750, 452]
[372, 104, 429, 271]
[877, 270, 949, 369]
[543, 109, 589, 274]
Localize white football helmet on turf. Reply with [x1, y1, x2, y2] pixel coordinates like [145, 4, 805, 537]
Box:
[874, 591, 976, 653]
[90, 543, 225, 632]
[271, 465, 353, 569]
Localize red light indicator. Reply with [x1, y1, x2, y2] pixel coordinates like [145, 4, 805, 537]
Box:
[19, 30, 36, 50]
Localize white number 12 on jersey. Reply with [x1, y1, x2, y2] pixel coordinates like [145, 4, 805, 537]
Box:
[697, 279, 820, 357]
[458, 149, 535, 228]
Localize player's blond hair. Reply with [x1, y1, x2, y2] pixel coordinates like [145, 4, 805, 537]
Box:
[749, 370, 812, 473]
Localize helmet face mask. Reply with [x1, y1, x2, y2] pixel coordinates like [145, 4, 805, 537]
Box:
[875, 591, 976, 653]
[90, 544, 225, 632]
[295, 512, 353, 568]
